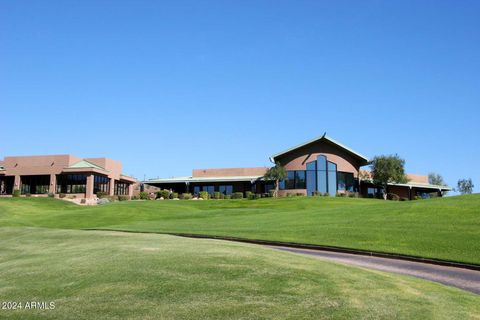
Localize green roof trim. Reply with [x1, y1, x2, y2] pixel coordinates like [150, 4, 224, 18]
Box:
[270, 133, 369, 164]
[67, 160, 106, 171]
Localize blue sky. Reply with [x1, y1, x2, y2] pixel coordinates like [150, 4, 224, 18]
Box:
[1, 0, 479, 191]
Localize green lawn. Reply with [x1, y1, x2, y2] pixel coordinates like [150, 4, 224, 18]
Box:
[0, 227, 478, 320]
[0, 194, 479, 264]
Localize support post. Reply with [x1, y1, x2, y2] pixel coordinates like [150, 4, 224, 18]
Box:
[109, 178, 115, 196]
[49, 174, 56, 194]
[86, 174, 94, 198]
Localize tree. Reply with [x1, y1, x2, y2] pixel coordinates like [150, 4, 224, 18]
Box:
[264, 162, 287, 197]
[457, 179, 474, 195]
[370, 154, 408, 200]
[428, 173, 446, 186]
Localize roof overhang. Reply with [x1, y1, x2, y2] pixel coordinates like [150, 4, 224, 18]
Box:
[120, 175, 137, 183]
[145, 175, 263, 184]
[270, 133, 369, 165]
[61, 168, 109, 175]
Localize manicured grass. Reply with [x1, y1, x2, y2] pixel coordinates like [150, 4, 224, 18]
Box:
[0, 227, 478, 320]
[0, 195, 479, 264]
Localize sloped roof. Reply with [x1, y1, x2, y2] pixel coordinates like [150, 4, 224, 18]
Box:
[66, 160, 107, 171]
[270, 133, 369, 163]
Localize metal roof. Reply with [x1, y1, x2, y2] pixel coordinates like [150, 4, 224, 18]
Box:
[270, 133, 369, 163]
[66, 160, 107, 171]
[387, 182, 452, 191]
[145, 175, 264, 184]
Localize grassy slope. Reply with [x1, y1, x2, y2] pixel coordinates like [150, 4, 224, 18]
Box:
[0, 195, 479, 264]
[0, 227, 478, 320]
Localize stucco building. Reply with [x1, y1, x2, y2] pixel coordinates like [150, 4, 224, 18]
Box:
[145, 133, 450, 199]
[0, 155, 136, 198]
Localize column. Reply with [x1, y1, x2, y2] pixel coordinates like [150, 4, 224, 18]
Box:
[109, 178, 115, 196]
[128, 183, 133, 198]
[86, 174, 94, 198]
[14, 175, 20, 191]
[49, 174, 56, 194]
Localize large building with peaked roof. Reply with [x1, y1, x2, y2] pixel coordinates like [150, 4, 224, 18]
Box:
[145, 133, 451, 199]
[0, 154, 136, 198]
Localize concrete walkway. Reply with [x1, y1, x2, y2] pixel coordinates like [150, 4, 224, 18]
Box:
[269, 246, 480, 295]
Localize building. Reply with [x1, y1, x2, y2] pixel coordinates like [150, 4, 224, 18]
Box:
[0, 155, 136, 198]
[145, 133, 450, 199]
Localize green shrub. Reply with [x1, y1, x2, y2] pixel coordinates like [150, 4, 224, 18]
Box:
[48, 192, 54, 198]
[286, 192, 296, 197]
[255, 193, 262, 199]
[296, 193, 304, 197]
[224, 194, 232, 199]
[180, 193, 192, 200]
[118, 195, 129, 201]
[323, 193, 330, 197]
[213, 192, 222, 199]
[247, 192, 256, 200]
[107, 195, 118, 202]
[139, 192, 149, 200]
[96, 191, 108, 198]
[232, 192, 243, 199]
[97, 198, 110, 205]
[199, 191, 209, 200]
[59, 193, 66, 199]
[312, 191, 322, 197]
[156, 190, 170, 200]
[170, 192, 179, 199]
[131, 195, 140, 200]
[268, 189, 275, 197]
[347, 192, 360, 198]
[25, 193, 32, 197]
[400, 197, 409, 201]
[12, 189, 21, 197]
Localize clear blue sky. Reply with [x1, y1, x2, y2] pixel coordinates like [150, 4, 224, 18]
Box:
[1, 0, 479, 191]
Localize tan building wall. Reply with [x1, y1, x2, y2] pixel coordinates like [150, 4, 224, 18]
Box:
[192, 167, 269, 177]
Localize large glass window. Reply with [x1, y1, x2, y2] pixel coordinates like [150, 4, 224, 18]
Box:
[94, 175, 110, 194]
[327, 161, 337, 196]
[20, 175, 50, 194]
[295, 171, 306, 189]
[219, 185, 233, 195]
[317, 155, 327, 194]
[193, 186, 200, 195]
[202, 185, 214, 194]
[114, 181, 129, 195]
[282, 171, 307, 190]
[285, 171, 295, 189]
[56, 174, 87, 194]
[306, 161, 316, 196]
[337, 172, 356, 192]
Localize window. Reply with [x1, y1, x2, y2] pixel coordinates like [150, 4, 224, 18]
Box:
[114, 181, 129, 195]
[295, 171, 306, 189]
[193, 186, 200, 195]
[56, 174, 87, 194]
[327, 162, 337, 196]
[219, 185, 233, 195]
[337, 172, 355, 192]
[282, 170, 307, 190]
[202, 186, 214, 194]
[20, 175, 50, 194]
[94, 175, 110, 194]
[317, 155, 327, 194]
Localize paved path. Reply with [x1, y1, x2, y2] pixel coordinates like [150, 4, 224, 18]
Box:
[269, 246, 480, 295]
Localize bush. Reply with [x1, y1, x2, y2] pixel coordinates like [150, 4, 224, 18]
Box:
[59, 193, 66, 199]
[224, 194, 232, 199]
[296, 193, 304, 197]
[96, 191, 108, 199]
[199, 191, 209, 200]
[25, 193, 32, 197]
[387, 193, 400, 201]
[312, 191, 322, 197]
[12, 189, 21, 197]
[170, 192, 179, 199]
[180, 193, 192, 200]
[118, 195, 129, 201]
[247, 192, 256, 200]
[268, 189, 275, 197]
[231, 192, 243, 199]
[107, 195, 118, 202]
[400, 197, 409, 201]
[48, 192, 54, 198]
[323, 193, 330, 197]
[156, 190, 170, 200]
[139, 192, 149, 200]
[97, 198, 110, 205]
[245, 191, 253, 199]
[347, 192, 360, 198]
[213, 192, 222, 199]
[336, 192, 346, 197]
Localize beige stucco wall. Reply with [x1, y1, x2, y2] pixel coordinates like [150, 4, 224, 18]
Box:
[192, 167, 269, 177]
